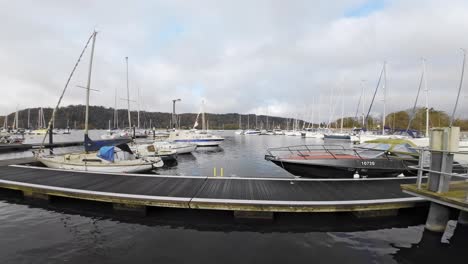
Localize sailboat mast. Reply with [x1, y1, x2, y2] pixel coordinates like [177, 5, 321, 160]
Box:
[340, 89, 344, 133]
[27, 109, 30, 129]
[382, 61, 387, 135]
[84, 31, 97, 135]
[361, 80, 366, 127]
[423, 58, 429, 137]
[126, 56, 131, 128]
[137, 86, 140, 129]
[201, 100, 206, 131]
[318, 95, 321, 128]
[114, 86, 118, 128]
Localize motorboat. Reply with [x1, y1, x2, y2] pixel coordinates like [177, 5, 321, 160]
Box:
[0, 133, 24, 144]
[31, 128, 48, 135]
[168, 130, 224, 146]
[265, 139, 422, 178]
[244, 129, 261, 135]
[234, 130, 244, 135]
[132, 143, 177, 162]
[37, 144, 161, 173]
[273, 129, 284, 135]
[323, 133, 351, 140]
[152, 141, 197, 154]
[324, 133, 360, 144]
[284, 131, 302, 136]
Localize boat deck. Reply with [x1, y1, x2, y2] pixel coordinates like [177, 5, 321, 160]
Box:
[0, 158, 426, 213]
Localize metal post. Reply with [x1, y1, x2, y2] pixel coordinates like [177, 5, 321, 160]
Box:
[48, 123, 53, 155]
[417, 149, 425, 189]
[172, 99, 181, 129]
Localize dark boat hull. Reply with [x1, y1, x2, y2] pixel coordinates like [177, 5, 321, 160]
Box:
[268, 157, 418, 178]
[324, 134, 351, 140]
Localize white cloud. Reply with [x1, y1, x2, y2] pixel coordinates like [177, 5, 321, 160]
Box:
[1, 0, 468, 122]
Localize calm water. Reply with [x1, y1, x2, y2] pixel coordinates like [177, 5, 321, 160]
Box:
[0, 130, 466, 263]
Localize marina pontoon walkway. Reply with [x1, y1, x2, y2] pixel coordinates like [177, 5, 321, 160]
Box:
[0, 161, 425, 212]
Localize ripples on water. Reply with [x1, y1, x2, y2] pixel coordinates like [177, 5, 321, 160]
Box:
[0, 130, 466, 263]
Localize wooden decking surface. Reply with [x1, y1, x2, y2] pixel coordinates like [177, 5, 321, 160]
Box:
[402, 181, 468, 212]
[0, 162, 426, 212]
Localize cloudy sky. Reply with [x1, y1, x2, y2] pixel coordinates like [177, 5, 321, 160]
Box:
[1, 0, 468, 122]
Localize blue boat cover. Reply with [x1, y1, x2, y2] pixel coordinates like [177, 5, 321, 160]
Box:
[84, 134, 131, 152]
[98, 146, 115, 162]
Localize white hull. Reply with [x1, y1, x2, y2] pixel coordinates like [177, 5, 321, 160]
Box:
[153, 142, 197, 154]
[304, 132, 324, 139]
[285, 131, 302, 136]
[168, 131, 224, 147]
[37, 154, 159, 173]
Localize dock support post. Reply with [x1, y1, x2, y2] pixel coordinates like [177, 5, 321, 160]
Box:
[23, 191, 50, 204]
[113, 203, 147, 216]
[458, 211, 468, 225]
[352, 209, 399, 218]
[425, 202, 450, 232]
[233, 211, 274, 222]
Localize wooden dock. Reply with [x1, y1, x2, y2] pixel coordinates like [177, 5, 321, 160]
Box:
[0, 158, 426, 214]
[0, 141, 85, 153]
[402, 182, 468, 212]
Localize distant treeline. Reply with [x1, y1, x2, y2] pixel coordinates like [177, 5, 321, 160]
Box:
[2, 105, 467, 131]
[0, 105, 301, 130]
[333, 107, 468, 131]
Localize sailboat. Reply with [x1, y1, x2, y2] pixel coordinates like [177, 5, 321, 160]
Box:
[168, 100, 224, 146]
[235, 115, 244, 135]
[36, 31, 161, 173]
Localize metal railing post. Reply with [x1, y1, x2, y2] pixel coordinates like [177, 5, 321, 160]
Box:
[417, 149, 425, 189]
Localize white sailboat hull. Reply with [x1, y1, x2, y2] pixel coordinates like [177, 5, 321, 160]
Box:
[37, 154, 160, 173]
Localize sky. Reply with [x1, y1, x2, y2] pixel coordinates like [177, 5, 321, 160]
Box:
[1, 0, 468, 123]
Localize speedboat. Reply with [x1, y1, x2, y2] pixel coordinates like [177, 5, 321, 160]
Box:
[37, 144, 161, 173]
[265, 139, 421, 178]
[168, 130, 224, 146]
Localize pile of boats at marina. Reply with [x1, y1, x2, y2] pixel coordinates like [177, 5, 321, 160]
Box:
[36, 129, 224, 173]
[32, 31, 224, 174]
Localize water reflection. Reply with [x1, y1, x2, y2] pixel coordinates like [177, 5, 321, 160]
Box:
[392, 223, 468, 262]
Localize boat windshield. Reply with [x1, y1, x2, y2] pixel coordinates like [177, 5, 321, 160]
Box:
[354, 143, 390, 158]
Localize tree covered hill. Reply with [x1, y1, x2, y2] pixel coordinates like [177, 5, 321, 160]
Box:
[0, 105, 297, 130]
